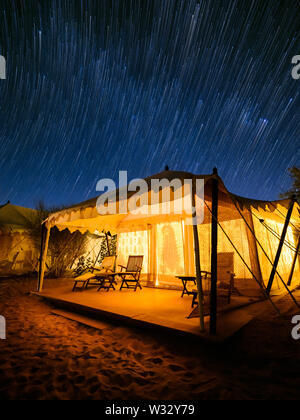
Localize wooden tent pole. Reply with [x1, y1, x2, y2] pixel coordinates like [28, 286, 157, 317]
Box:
[37, 223, 46, 292]
[210, 169, 219, 335]
[266, 197, 295, 295]
[191, 178, 205, 332]
[287, 235, 300, 287]
[38, 223, 50, 292]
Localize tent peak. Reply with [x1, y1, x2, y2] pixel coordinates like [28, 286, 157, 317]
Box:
[0, 200, 10, 210]
[0, 203, 37, 232]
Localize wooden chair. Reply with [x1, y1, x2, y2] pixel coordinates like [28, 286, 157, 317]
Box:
[191, 271, 237, 307]
[96, 256, 119, 292]
[118, 256, 144, 291]
[190, 271, 211, 307]
[72, 256, 116, 291]
[97, 273, 117, 292]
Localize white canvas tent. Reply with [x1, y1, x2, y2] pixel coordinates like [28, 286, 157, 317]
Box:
[38, 170, 300, 301]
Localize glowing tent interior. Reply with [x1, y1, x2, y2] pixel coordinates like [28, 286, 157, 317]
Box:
[37, 170, 300, 332]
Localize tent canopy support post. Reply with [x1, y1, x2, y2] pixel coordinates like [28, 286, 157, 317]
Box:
[37, 223, 50, 292]
[37, 223, 46, 292]
[192, 178, 205, 332]
[210, 169, 219, 335]
[266, 197, 295, 295]
[288, 235, 300, 287]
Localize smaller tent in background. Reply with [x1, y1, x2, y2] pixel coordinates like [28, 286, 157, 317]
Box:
[0, 202, 106, 277]
[0, 202, 40, 275]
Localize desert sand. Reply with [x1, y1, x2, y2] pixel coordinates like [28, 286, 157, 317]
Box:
[0, 277, 299, 400]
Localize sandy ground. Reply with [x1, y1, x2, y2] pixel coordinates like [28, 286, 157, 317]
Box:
[0, 277, 300, 400]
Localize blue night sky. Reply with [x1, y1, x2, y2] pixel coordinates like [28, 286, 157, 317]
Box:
[0, 0, 299, 209]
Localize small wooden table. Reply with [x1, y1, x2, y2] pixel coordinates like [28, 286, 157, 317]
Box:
[97, 274, 117, 292]
[177, 272, 212, 306]
[176, 276, 197, 298]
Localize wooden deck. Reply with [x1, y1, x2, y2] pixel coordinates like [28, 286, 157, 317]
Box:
[32, 281, 263, 342]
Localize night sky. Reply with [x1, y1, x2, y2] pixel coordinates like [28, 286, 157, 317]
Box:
[0, 0, 299, 209]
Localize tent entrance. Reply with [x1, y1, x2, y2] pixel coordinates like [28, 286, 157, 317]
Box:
[117, 222, 187, 290]
[155, 222, 185, 289]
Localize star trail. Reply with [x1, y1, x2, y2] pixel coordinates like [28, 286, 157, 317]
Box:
[0, 0, 299, 208]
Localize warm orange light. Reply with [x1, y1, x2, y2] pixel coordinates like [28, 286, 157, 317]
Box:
[117, 230, 149, 273]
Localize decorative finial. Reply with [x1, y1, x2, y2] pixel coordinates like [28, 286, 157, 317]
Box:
[165, 165, 169, 171]
[213, 167, 218, 175]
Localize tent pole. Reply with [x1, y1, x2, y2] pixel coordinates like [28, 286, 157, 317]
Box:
[191, 178, 205, 332]
[38, 224, 50, 292]
[266, 197, 295, 295]
[37, 223, 46, 292]
[210, 169, 219, 335]
[287, 235, 300, 287]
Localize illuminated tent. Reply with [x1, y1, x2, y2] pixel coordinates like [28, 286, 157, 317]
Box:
[39, 171, 300, 316]
[38, 170, 300, 303]
[0, 202, 39, 274]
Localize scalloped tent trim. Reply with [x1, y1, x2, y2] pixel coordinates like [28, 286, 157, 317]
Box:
[45, 171, 299, 235]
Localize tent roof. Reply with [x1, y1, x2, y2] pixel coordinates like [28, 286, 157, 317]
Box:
[0, 202, 37, 233]
[46, 170, 300, 234]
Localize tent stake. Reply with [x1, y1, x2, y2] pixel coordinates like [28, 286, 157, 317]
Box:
[266, 197, 295, 295]
[192, 179, 205, 332]
[210, 169, 219, 335]
[288, 235, 300, 287]
[38, 224, 50, 292]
